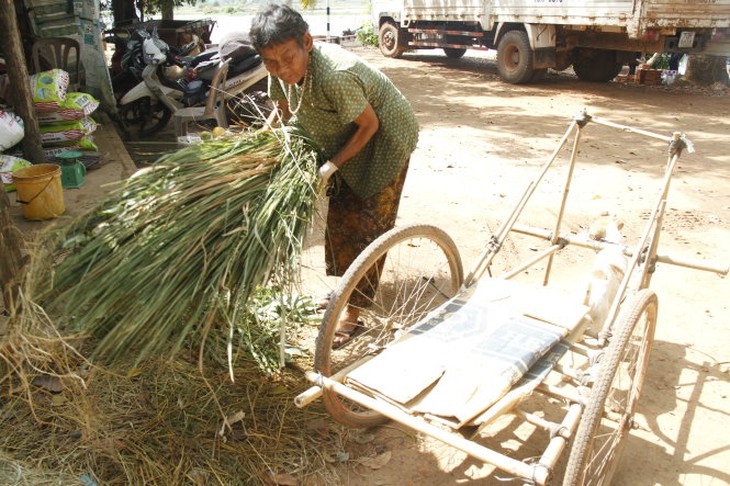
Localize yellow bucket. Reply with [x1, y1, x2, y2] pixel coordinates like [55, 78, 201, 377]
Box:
[12, 164, 65, 220]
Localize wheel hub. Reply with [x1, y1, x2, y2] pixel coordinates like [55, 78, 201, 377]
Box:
[383, 32, 395, 50]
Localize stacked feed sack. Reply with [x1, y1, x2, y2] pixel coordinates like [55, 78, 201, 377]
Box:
[31, 69, 102, 168]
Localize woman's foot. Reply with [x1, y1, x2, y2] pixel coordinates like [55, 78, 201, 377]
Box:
[316, 292, 332, 312]
[332, 306, 363, 349]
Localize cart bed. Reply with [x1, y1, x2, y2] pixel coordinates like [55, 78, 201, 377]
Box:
[346, 278, 589, 427]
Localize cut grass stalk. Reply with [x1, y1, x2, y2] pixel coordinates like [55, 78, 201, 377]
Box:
[32, 128, 320, 369]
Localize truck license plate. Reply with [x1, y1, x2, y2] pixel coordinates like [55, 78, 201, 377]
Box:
[678, 31, 695, 49]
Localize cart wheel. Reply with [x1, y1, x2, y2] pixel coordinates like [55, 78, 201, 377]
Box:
[314, 224, 464, 428]
[563, 289, 658, 486]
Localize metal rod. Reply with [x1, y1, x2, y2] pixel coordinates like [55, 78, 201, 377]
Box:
[591, 116, 674, 143]
[568, 341, 593, 357]
[511, 224, 728, 275]
[544, 122, 584, 285]
[294, 356, 375, 408]
[652, 254, 728, 275]
[498, 244, 561, 280]
[639, 199, 668, 289]
[598, 145, 684, 342]
[640, 135, 685, 288]
[552, 363, 582, 381]
[536, 403, 584, 483]
[536, 382, 587, 405]
[326, 2, 331, 42]
[514, 408, 565, 435]
[304, 371, 543, 482]
[465, 120, 579, 287]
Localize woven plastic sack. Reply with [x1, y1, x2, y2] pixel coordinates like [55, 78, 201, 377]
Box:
[37, 92, 100, 123]
[42, 136, 98, 157]
[30, 69, 70, 110]
[0, 155, 32, 192]
[40, 117, 97, 144]
[0, 110, 25, 151]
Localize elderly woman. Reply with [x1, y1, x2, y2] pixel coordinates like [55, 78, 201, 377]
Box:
[250, 4, 419, 348]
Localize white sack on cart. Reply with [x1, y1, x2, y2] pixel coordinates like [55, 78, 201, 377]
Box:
[582, 219, 628, 333]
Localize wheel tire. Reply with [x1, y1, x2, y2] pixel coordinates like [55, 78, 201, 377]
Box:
[496, 30, 535, 84]
[572, 48, 623, 82]
[379, 21, 407, 59]
[563, 289, 658, 486]
[118, 97, 172, 138]
[443, 47, 467, 59]
[314, 224, 464, 428]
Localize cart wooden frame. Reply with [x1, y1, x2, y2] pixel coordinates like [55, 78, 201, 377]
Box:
[295, 112, 728, 485]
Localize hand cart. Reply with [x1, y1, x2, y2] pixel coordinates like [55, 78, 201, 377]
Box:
[295, 112, 728, 485]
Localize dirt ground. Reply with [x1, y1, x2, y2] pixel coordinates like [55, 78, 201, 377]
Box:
[296, 47, 730, 486]
[9, 45, 727, 485]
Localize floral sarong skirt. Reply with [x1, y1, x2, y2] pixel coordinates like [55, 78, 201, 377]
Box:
[324, 161, 409, 307]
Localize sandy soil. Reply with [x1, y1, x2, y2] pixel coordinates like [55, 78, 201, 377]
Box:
[9, 45, 727, 485]
[299, 47, 730, 485]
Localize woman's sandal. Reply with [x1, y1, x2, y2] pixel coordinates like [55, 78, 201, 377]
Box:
[332, 321, 365, 350]
[316, 292, 333, 312]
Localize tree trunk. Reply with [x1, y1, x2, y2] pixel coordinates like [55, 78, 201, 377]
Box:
[161, 0, 174, 21]
[0, 190, 24, 314]
[685, 55, 729, 86]
[0, 0, 46, 165]
[112, 0, 139, 26]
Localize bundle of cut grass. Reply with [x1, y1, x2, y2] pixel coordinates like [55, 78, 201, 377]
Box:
[33, 128, 320, 367]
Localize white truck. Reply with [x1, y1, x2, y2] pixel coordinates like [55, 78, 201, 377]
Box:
[372, 0, 730, 83]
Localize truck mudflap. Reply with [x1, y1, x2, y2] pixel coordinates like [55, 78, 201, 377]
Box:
[534, 47, 555, 70]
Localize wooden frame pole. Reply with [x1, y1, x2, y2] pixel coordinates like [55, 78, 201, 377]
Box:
[0, 0, 45, 164]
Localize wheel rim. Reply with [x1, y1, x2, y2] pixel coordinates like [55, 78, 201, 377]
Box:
[120, 98, 169, 137]
[580, 298, 656, 484]
[317, 229, 462, 425]
[505, 44, 521, 72]
[382, 30, 396, 52]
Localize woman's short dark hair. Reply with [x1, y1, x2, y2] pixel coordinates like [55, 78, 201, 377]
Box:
[249, 3, 310, 50]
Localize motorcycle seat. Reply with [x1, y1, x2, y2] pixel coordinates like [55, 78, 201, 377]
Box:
[229, 55, 263, 78]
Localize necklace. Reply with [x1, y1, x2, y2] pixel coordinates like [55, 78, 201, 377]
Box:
[286, 70, 312, 115]
[286, 58, 313, 115]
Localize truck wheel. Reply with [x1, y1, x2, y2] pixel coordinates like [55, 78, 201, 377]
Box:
[379, 21, 407, 58]
[573, 48, 623, 82]
[497, 30, 535, 84]
[443, 48, 467, 59]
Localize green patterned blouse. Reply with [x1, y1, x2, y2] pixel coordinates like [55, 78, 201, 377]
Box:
[268, 43, 419, 199]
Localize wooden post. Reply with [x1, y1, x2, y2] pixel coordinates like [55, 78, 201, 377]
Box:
[0, 0, 46, 164]
[0, 190, 24, 313]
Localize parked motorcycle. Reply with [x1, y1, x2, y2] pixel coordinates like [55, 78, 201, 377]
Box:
[114, 29, 270, 138]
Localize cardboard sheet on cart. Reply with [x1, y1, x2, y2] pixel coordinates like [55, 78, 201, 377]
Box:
[346, 278, 588, 427]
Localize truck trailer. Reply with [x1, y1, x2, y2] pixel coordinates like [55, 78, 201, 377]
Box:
[372, 0, 730, 83]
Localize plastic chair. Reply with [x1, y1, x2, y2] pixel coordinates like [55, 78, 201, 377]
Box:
[174, 60, 230, 138]
[31, 37, 82, 90]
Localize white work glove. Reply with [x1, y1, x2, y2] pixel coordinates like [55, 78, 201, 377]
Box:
[318, 161, 338, 184]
